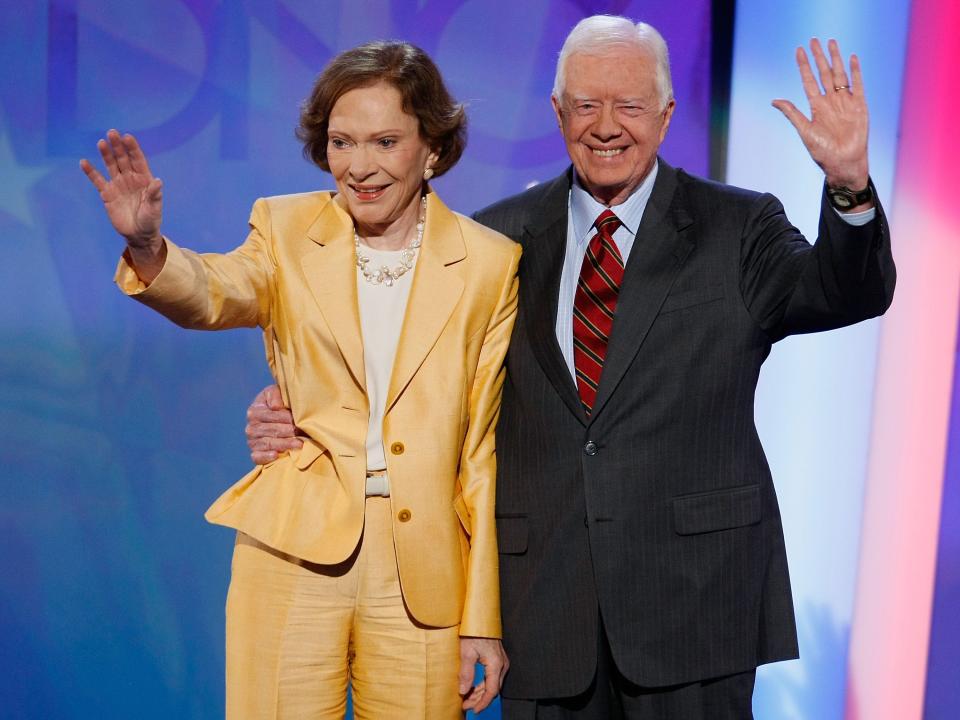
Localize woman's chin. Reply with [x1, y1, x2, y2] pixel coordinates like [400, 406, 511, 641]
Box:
[350, 206, 394, 232]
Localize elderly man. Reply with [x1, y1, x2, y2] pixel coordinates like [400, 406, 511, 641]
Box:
[245, 15, 893, 719]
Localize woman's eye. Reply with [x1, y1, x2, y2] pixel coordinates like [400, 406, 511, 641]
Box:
[378, 138, 396, 148]
[330, 138, 348, 149]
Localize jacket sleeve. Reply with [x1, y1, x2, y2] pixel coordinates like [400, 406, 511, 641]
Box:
[114, 198, 276, 330]
[739, 182, 895, 343]
[457, 242, 522, 638]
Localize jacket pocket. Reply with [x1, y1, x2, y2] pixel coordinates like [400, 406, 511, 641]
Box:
[294, 438, 327, 470]
[660, 284, 724, 314]
[496, 516, 528, 554]
[672, 484, 760, 535]
[454, 494, 472, 537]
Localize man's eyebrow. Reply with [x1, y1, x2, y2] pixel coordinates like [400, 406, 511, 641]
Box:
[566, 95, 648, 103]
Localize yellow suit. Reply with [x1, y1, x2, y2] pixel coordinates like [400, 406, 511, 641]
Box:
[116, 190, 520, 638]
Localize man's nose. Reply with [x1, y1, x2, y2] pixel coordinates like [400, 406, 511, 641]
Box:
[591, 105, 622, 141]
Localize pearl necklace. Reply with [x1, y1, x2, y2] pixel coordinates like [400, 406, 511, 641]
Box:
[355, 195, 427, 287]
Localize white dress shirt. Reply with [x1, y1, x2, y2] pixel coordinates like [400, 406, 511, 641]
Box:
[357, 246, 417, 475]
[554, 162, 876, 380]
[555, 163, 659, 379]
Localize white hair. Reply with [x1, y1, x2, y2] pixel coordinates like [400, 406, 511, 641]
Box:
[552, 15, 673, 109]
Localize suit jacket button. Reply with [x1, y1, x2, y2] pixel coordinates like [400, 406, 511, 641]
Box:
[584, 441, 598, 456]
[390, 441, 405, 455]
[398, 509, 412, 522]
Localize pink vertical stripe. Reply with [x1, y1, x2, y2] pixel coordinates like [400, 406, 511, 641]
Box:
[846, 1, 960, 718]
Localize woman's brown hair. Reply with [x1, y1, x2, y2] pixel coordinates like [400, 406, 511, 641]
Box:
[297, 41, 466, 177]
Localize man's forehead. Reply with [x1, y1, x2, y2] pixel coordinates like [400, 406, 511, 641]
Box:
[565, 44, 655, 69]
[562, 68, 654, 100]
[563, 49, 655, 87]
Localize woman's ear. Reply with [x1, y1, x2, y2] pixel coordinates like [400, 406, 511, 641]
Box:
[424, 149, 440, 179]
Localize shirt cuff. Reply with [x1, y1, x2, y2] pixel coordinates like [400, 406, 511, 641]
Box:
[834, 206, 876, 226]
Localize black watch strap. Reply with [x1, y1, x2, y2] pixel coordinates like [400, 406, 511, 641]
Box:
[827, 183, 873, 210]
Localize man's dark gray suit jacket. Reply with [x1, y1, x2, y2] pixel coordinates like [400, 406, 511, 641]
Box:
[471, 160, 895, 699]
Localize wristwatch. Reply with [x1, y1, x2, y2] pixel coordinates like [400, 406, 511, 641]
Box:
[827, 183, 873, 211]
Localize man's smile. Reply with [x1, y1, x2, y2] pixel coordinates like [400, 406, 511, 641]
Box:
[588, 147, 627, 158]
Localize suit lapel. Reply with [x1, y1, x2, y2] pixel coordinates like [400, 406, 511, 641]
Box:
[299, 193, 367, 390]
[385, 191, 465, 412]
[519, 172, 587, 424]
[589, 161, 694, 421]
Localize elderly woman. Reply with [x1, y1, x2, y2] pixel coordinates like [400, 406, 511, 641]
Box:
[81, 41, 518, 719]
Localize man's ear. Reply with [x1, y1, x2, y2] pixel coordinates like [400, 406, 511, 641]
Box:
[551, 95, 564, 129]
[658, 99, 676, 144]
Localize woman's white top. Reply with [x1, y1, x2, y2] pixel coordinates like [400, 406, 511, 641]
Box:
[356, 245, 417, 474]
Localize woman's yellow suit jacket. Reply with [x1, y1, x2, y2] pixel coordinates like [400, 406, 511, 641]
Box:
[115, 190, 521, 638]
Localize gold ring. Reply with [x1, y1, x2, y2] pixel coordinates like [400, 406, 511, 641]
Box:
[834, 85, 850, 91]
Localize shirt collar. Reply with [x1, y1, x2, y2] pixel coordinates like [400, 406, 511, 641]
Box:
[570, 160, 659, 246]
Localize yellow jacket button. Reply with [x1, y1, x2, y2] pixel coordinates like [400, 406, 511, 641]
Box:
[398, 509, 412, 522]
[390, 442, 405, 455]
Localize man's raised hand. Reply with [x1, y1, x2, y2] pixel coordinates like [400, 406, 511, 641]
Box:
[772, 38, 870, 193]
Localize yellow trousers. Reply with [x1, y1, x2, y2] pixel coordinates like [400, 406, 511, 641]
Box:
[225, 497, 463, 719]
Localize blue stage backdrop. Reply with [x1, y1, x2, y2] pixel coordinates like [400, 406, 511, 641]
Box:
[1, 2, 712, 718]
[12, 2, 959, 719]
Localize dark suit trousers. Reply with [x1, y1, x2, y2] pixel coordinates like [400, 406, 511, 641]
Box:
[501, 619, 756, 720]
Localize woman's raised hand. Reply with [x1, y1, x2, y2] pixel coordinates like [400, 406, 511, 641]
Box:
[81, 130, 166, 280]
[81, 130, 164, 245]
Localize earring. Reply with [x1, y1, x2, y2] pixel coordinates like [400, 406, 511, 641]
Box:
[423, 167, 434, 180]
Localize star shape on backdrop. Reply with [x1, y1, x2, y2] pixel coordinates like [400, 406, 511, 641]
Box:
[0, 115, 54, 228]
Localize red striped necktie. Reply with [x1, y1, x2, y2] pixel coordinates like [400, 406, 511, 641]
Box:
[573, 209, 624, 415]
